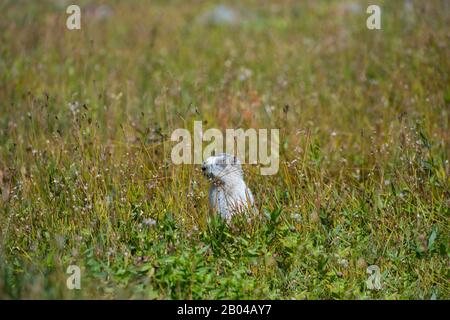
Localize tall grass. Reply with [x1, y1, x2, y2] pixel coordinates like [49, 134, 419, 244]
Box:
[0, 0, 448, 299]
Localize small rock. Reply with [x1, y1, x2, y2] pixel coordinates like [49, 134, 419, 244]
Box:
[197, 5, 241, 26]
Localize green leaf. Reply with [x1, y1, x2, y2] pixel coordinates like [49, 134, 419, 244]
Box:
[428, 226, 438, 251]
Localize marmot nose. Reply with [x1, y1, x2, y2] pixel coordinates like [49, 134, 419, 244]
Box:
[201, 165, 206, 172]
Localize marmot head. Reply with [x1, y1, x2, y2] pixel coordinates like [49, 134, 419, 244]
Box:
[201, 153, 243, 185]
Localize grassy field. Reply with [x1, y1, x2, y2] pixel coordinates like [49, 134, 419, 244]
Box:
[0, 0, 449, 299]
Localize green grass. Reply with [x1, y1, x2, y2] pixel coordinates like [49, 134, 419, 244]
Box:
[0, 0, 449, 299]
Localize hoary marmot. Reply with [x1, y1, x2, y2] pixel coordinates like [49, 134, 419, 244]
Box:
[201, 153, 255, 221]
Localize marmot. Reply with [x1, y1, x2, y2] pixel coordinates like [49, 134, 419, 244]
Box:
[201, 153, 255, 221]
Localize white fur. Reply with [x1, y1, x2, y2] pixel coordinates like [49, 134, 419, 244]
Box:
[202, 153, 254, 221]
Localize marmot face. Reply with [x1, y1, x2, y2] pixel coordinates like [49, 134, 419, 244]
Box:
[201, 153, 243, 184]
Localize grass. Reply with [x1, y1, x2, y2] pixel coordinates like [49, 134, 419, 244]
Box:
[0, 0, 449, 299]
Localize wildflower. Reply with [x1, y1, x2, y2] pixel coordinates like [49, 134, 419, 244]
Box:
[357, 257, 367, 269]
[143, 218, 156, 227]
[338, 258, 349, 268]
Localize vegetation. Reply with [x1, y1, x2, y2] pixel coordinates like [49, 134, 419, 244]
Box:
[0, 0, 448, 299]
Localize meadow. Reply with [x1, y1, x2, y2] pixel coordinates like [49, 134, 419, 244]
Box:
[0, 0, 448, 299]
